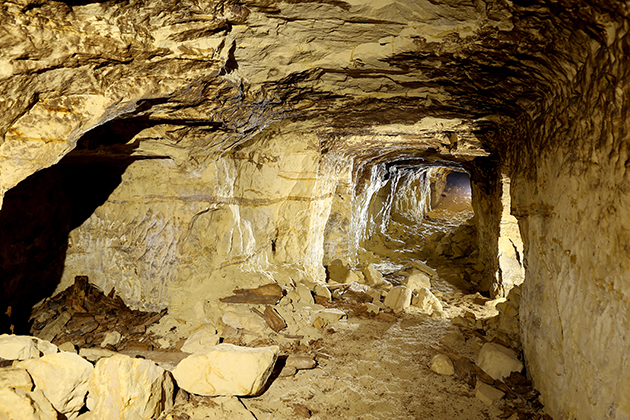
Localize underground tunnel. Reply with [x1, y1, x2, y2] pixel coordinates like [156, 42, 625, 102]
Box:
[0, 0, 629, 419]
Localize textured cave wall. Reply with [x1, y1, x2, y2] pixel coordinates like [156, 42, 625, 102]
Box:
[58, 122, 331, 315]
[509, 13, 630, 420]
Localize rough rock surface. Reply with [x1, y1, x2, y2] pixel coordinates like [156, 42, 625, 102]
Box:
[383, 286, 412, 310]
[430, 354, 455, 376]
[18, 351, 93, 419]
[172, 343, 279, 396]
[87, 354, 174, 420]
[0, 388, 57, 420]
[0, 0, 628, 418]
[0, 367, 33, 391]
[476, 343, 523, 381]
[0, 335, 57, 360]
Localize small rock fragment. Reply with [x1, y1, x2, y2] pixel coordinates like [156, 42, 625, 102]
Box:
[475, 381, 505, 405]
[361, 264, 384, 286]
[181, 325, 220, 354]
[79, 347, 117, 363]
[296, 284, 315, 305]
[412, 287, 443, 316]
[403, 273, 431, 292]
[172, 344, 278, 396]
[263, 306, 287, 333]
[58, 342, 77, 353]
[285, 355, 317, 370]
[364, 302, 380, 314]
[476, 342, 523, 380]
[279, 365, 297, 377]
[383, 286, 412, 310]
[87, 354, 174, 420]
[100, 331, 122, 348]
[313, 284, 332, 302]
[430, 354, 455, 375]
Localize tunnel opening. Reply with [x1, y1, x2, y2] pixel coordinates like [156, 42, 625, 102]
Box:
[353, 161, 481, 296]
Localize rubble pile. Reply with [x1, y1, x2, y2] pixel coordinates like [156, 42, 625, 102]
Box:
[29, 276, 166, 351]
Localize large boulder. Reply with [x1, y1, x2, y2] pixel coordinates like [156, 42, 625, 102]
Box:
[172, 344, 279, 396]
[0, 388, 57, 420]
[476, 343, 524, 380]
[0, 335, 58, 361]
[87, 354, 174, 420]
[18, 352, 93, 419]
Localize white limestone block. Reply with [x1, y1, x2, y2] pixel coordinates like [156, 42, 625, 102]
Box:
[79, 347, 117, 363]
[403, 273, 431, 292]
[18, 351, 93, 419]
[413, 287, 444, 316]
[87, 354, 174, 420]
[383, 286, 412, 310]
[172, 344, 279, 396]
[58, 342, 77, 353]
[314, 308, 346, 322]
[361, 264, 384, 286]
[100, 331, 122, 348]
[0, 388, 57, 420]
[181, 325, 220, 354]
[222, 307, 268, 333]
[0, 367, 33, 391]
[313, 284, 332, 301]
[430, 354, 455, 375]
[475, 381, 505, 405]
[476, 342, 523, 380]
[296, 283, 314, 305]
[0, 335, 58, 361]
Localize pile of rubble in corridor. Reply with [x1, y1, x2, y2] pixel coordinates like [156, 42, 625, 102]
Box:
[0, 265, 549, 419]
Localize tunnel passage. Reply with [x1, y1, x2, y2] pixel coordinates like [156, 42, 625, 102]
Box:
[348, 160, 483, 294]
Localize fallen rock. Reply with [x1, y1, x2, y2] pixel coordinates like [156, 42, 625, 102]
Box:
[360, 264, 384, 286]
[18, 351, 93, 419]
[100, 331, 122, 348]
[344, 270, 363, 284]
[0, 367, 33, 391]
[364, 302, 380, 314]
[410, 260, 438, 278]
[58, 342, 77, 353]
[412, 287, 443, 316]
[313, 284, 332, 302]
[430, 354, 455, 375]
[181, 325, 220, 354]
[172, 344, 278, 396]
[475, 381, 505, 405]
[285, 355, 317, 370]
[326, 259, 351, 283]
[0, 335, 58, 361]
[221, 307, 268, 333]
[440, 331, 466, 346]
[296, 284, 314, 305]
[279, 365, 298, 377]
[0, 388, 57, 420]
[403, 273, 431, 292]
[476, 342, 523, 380]
[314, 308, 346, 323]
[87, 354, 174, 420]
[219, 283, 284, 305]
[383, 286, 412, 310]
[79, 347, 117, 363]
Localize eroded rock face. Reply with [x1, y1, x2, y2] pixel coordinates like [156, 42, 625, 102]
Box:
[0, 0, 629, 418]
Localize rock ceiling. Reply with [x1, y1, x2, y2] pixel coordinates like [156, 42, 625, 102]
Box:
[0, 0, 624, 203]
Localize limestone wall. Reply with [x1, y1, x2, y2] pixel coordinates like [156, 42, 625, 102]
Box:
[59, 126, 333, 316]
[511, 20, 630, 419]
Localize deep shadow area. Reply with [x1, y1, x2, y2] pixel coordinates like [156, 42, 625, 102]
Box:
[0, 118, 163, 334]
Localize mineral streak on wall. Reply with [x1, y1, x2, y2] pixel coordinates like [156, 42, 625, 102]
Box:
[0, 0, 629, 418]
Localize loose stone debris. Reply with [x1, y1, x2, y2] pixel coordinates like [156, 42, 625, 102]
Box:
[0, 269, 550, 419]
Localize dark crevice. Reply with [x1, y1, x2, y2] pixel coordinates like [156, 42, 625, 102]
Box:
[0, 118, 157, 334]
